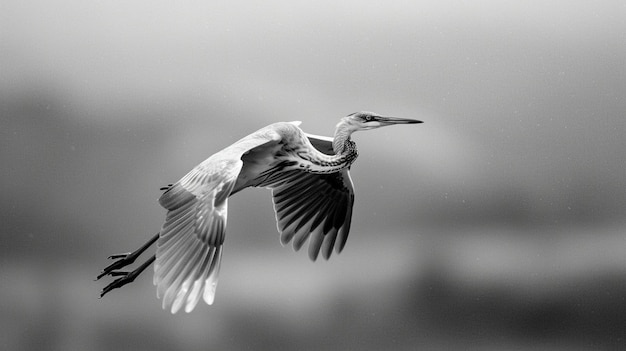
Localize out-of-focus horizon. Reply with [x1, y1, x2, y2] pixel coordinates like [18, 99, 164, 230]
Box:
[2, 1, 625, 350]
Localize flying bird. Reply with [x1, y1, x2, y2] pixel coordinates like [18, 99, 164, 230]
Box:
[97, 111, 422, 313]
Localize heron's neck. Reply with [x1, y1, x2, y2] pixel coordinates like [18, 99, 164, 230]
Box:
[317, 121, 357, 170]
[333, 124, 354, 155]
[286, 123, 358, 175]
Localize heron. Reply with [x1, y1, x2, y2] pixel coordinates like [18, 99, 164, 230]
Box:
[97, 111, 422, 313]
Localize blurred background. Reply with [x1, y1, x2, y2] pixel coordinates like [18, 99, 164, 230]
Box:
[2, 1, 625, 350]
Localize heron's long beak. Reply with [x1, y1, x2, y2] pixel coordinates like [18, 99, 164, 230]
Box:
[378, 116, 423, 125]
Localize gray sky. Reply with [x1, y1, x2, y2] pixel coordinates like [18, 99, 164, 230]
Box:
[3, 0, 625, 225]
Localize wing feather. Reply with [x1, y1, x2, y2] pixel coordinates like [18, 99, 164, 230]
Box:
[310, 195, 334, 232]
[154, 127, 282, 313]
[155, 172, 233, 314]
[269, 168, 355, 261]
[293, 193, 326, 233]
[282, 191, 325, 230]
[258, 134, 357, 261]
[321, 227, 339, 259]
[335, 190, 354, 254]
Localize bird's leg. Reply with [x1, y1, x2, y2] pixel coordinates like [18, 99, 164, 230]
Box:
[96, 232, 159, 280]
[100, 255, 156, 298]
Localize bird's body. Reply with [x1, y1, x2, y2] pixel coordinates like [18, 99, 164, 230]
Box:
[98, 112, 422, 313]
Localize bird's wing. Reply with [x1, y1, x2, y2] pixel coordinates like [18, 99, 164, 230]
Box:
[155, 129, 282, 313]
[268, 168, 355, 261]
[262, 133, 355, 261]
[155, 159, 238, 313]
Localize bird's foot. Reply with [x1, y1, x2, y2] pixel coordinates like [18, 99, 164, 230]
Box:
[99, 270, 138, 298]
[107, 252, 131, 260]
[96, 234, 159, 297]
[96, 252, 138, 280]
[98, 255, 156, 298]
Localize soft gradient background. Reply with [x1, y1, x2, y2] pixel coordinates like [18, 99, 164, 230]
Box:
[2, 1, 625, 350]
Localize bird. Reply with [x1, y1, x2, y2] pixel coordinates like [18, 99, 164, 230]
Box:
[97, 111, 422, 313]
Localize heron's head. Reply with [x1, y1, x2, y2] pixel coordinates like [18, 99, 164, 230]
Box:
[340, 111, 422, 132]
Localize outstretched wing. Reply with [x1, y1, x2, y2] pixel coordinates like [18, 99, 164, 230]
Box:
[155, 126, 283, 313]
[269, 169, 355, 261]
[265, 134, 355, 261]
[155, 159, 240, 313]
